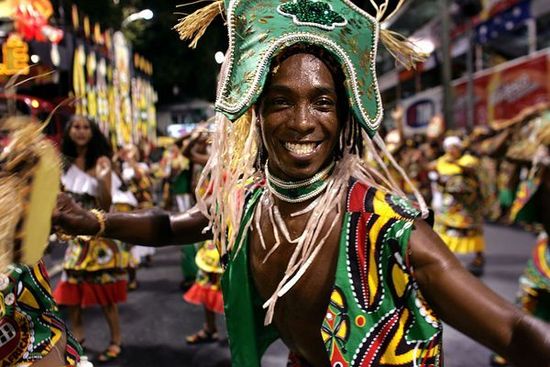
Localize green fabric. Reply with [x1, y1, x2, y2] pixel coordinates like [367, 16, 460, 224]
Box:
[322, 212, 441, 365]
[221, 187, 278, 367]
[217, 0, 383, 136]
[532, 291, 550, 321]
[171, 171, 191, 194]
[498, 188, 514, 207]
[1, 262, 83, 365]
[222, 181, 442, 366]
[180, 245, 198, 281]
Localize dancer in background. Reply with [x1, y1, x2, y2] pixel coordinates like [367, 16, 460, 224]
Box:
[433, 136, 486, 276]
[53, 116, 126, 363]
[0, 116, 83, 366]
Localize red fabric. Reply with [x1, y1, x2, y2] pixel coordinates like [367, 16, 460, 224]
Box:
[287, 352, 313, 367]
[183, 283, 224, 314]
[54, 280, 127, 307]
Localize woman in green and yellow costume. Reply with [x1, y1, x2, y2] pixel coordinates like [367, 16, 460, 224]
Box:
[433, 135, 486, 275]
[0, 117, 83, 366]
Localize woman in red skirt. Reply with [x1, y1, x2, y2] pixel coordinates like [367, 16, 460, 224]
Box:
[183, 240, 224, 343]
[54, 116, 127, 362]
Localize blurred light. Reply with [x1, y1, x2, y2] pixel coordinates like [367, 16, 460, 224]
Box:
[410, 38, 435, 55]
[50, 44, 60, 66]
[31, 99, 39, 108]
[139, 9, 154, 20]
[122, 9, 154, 27]
[215, 51, 225, 64]
[30, 54, 40, 63]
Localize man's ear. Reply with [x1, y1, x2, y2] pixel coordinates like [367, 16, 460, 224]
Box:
[254, 104, 262, 129]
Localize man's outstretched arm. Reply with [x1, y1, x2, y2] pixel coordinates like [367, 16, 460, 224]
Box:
[410, 220, 550, 367]
[53, 193, 211, 247]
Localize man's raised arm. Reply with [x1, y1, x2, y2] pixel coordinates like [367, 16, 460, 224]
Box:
[410, 220, 550, 367]
[53, 193, 211, 247]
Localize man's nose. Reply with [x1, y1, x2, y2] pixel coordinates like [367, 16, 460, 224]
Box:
[288, 103, 315, 133]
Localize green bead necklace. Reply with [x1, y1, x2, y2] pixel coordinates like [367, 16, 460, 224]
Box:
[265, 160, 335, 203]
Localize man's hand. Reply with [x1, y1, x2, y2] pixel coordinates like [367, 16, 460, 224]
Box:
[52, 193, 99, 236]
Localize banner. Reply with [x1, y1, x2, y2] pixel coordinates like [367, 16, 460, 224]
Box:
[453, 52, 550, 129]
[402, 86, 443, 135]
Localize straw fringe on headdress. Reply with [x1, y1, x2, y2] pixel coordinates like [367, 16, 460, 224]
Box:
[174, 0, 224, 49]
[175, 0, 427, 70]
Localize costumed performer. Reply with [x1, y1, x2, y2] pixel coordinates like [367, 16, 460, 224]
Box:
[432, 135, 486, 276]
[52, 116, 126, 363]
[52, 1, 550, 366]
[183, 240, 224, 344]
[0, 117, 84, 366]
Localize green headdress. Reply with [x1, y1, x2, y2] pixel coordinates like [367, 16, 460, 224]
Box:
[176, 0, 425, 137]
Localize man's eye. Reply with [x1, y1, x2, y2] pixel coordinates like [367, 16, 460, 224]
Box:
[271, 98, 290, 106]
[315, 98, 335, 107]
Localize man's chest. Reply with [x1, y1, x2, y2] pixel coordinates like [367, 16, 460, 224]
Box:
[248, 206, 343, 325]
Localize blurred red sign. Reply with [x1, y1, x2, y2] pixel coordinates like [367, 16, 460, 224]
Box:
[453, 53, 549, 129]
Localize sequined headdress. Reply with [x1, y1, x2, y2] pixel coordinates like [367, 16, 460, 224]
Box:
[177, 0, 425, 137]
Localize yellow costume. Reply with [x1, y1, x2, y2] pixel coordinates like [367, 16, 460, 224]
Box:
[434, 154, 485, 254]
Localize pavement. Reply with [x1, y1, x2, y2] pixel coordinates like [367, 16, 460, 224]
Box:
[45, 223, 537, 367]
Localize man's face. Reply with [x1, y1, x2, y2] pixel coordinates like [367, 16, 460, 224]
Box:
[258, 53, 341, 181]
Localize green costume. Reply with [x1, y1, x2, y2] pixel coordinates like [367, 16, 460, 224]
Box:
[222, 179, 442, 366]
[0, 262, 82, 366]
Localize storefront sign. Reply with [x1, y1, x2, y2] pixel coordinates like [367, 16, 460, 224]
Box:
[453, 52, 549, 129]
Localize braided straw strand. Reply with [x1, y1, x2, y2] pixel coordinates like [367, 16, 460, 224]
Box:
[380, 29, 428, 70]
[174, 0, 224, 48]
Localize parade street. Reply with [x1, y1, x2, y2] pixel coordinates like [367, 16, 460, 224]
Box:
[47, 223, 535, 367]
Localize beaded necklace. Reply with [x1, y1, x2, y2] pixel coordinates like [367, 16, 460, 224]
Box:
[265, 160, 335, 203]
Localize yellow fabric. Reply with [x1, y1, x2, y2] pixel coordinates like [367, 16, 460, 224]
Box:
[435, 154, 478, 176]
[21, 141, 61, 266]
[438, 232, 485, 254]
[195, 241, 223, 274]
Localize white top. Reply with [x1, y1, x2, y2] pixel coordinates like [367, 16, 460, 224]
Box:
[62, 164, 138, 207]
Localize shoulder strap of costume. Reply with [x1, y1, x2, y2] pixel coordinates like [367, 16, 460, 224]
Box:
[221, 184, 278, 367]
[346, 177, 420, 220]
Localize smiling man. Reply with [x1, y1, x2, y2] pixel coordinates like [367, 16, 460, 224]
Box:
[52, 0, 550, 366]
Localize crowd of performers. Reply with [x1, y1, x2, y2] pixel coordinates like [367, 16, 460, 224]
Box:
[0, 113, 221, 365]
[380, 107, 550, 366]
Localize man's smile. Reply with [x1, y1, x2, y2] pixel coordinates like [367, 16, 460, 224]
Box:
[282, 141, 322, 157]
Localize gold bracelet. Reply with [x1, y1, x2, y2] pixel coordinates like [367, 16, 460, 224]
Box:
[89, 209, 106, 238]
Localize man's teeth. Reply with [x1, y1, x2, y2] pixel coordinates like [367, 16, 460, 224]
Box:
[284, 142, 317, 155]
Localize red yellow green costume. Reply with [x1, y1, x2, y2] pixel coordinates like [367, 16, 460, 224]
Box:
[434, 154, 485, 254]
[222, 179, 442, 367]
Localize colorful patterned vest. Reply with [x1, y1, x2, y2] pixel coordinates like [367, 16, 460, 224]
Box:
[222, 178, 443, 367]
[0, 261, 82, 366]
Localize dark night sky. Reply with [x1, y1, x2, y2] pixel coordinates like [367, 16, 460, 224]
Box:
[68, 0, 227, 106]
